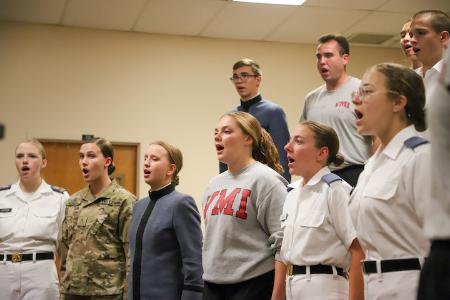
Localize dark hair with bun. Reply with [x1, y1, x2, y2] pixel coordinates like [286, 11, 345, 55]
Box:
[372, 63, 426, 131]
[85, 137, 116, 175]
[300, 121, 345, 166]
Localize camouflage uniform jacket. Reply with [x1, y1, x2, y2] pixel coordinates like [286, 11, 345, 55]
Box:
[61, 181, 136, 297]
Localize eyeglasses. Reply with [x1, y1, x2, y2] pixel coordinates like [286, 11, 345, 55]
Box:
[229, 72, 259, 82]
[351, 87, 400, 101]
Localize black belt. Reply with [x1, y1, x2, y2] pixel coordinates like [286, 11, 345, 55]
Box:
[361, 258, 421, 274]
[335, 164, 364, 172]
[3, 252, 54, 263]
[287, 264, 345, 278]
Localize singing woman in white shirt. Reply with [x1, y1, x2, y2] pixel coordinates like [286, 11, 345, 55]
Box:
[0, 139, 68, 300]
[281, 121, 364, 300]
[350, 63, 430, 299]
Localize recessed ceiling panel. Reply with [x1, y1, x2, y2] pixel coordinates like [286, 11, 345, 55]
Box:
[379, 0, 450, 14]
[346, 11, 412, 37]
[201, 2, 296, 40]
[0, 0, 65, 24]
[267, 6, 368, 43]
[304, 0, 387, 10]
[63, 0, 147, 30]
[134, 0, 226, 36]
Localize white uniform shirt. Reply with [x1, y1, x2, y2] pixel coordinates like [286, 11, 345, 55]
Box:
[280, 167, 357, 269]
[424, 47, 450, 239]
[416, 59, 444, 106]
[349, 126, 430, 260]
[287, 179, 301, 191]
[0, 180, 68, 253]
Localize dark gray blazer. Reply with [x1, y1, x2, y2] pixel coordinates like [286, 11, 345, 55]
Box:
[128, 188, 203, 300]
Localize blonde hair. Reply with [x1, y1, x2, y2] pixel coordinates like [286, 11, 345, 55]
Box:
[223, 112, 283, 174]
[16, 139, 47, 159]
[151, 141, 183, 186]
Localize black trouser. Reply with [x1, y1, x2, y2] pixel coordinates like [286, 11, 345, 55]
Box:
[203, 270, 274, 300]
[332, 164, 364, 187]
[417, 239, 450, 300]
[61, 294, 123, 300]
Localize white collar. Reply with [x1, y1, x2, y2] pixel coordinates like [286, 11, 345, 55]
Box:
[7, 180, 52, 197]
[380, 125, 418, 160]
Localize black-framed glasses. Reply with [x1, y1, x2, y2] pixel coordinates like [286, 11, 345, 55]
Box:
[229, 72, 259, 82]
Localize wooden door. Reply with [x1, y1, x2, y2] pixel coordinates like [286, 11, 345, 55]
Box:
[39, 139, 138, 196]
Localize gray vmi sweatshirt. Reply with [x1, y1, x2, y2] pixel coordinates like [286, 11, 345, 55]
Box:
[202, 162, 288, 284]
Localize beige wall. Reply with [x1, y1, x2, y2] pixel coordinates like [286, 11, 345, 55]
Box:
[0, 21, 404, 203]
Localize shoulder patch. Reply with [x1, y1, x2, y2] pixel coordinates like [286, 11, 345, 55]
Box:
[0, 185, 12, 191]
[51, 185, 67, 194]
[404, 136, 429, 150]
[321, 173, 342, 186]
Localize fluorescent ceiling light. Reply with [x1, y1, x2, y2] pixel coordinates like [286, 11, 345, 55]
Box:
[232, 0, 306, 5]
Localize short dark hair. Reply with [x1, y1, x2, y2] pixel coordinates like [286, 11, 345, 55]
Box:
[232, 58, 262, 76]
[413, 10, 450, 33]
[318, 34, 350, 55]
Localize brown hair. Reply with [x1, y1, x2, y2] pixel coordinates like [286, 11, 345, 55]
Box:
[84, 137, 116, 175]
[232, 58, 262, 76]
[371, 63, 426, 131]
[413, 10, 450, 33]
[318, 33, 350, 55]
[16, 139, 47, 159]
[300, 121, 344, 166]
[151, 141, 183, 186]
[223, 111, 283, 174]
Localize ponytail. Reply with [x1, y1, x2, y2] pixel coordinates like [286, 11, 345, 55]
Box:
[108, 162, 116, 175]
[253, 129, 283, 174]
[222, 111, 283, 174]
[332, 153, 345, 167]
[406, 105, 426, 132]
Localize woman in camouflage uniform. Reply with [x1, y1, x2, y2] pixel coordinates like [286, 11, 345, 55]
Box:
[60, 138, 136, 300]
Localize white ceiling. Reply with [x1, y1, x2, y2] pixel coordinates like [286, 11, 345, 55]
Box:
[0, 0, 449, 47]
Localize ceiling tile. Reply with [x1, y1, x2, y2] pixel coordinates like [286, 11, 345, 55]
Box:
[304, 0, 387, 10]
[2, 0, 447, 46]
[379, 0, 450, 14]
[346, 11, 411, 36]
[134, 0, 226, 36]
[0, 0, 65, 24]
[383, 36, 403, 48]
[201, 2, 296, 40]
[63, 0, 147, 31]
[267, 6, 368, 43]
